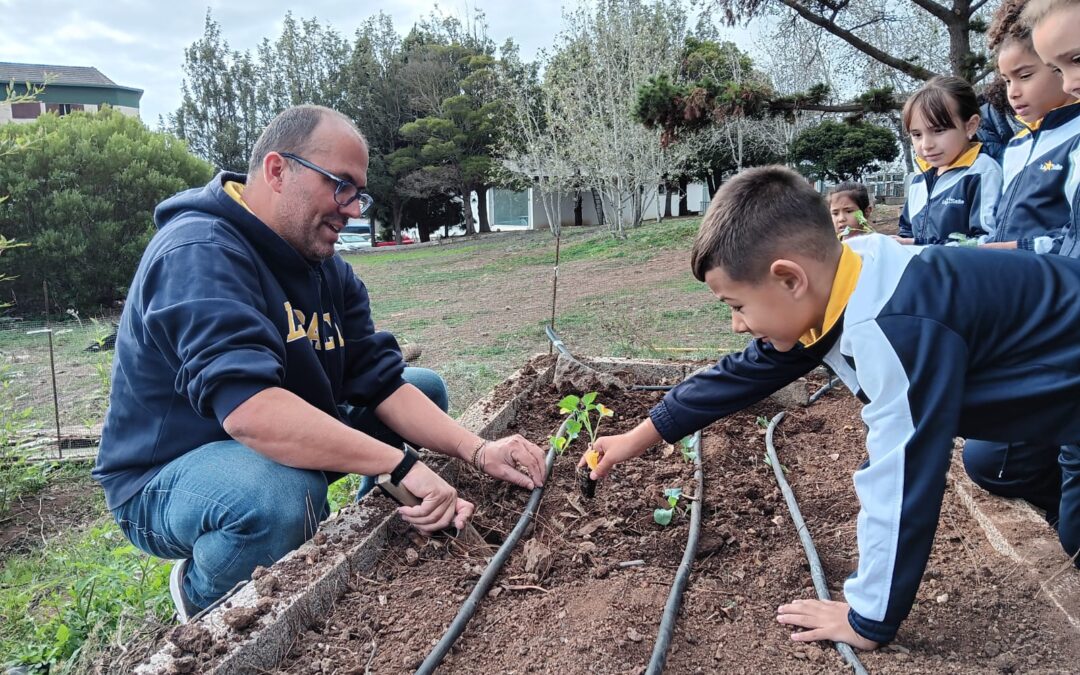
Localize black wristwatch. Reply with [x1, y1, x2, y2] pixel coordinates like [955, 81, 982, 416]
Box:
[389, 444, 421, 485]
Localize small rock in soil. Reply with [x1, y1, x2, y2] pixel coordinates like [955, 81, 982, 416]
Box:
[404, 548, 419, 566]
[522, 539, 554, 581]
[627, 628, 644, 643]
[251, 566, 269, 580]
[313, 532, 327, 546]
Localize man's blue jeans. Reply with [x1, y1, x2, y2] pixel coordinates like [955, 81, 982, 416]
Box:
[112, 368, 448, 610]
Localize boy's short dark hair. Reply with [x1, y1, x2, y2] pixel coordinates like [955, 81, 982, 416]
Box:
[690, 165, 840, 283]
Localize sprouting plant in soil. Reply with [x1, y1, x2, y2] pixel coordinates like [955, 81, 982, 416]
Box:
[653, 487, 684, 526]
[548, 392, 613, 498]
[678, 436, 697, 463]
[755, 416, 769, 429]
[549, 392, 613, 456]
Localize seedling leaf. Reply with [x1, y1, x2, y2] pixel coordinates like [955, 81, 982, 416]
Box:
[654, 508, 674, 526]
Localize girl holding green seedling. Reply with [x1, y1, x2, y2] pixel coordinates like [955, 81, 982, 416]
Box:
[895, 76, 1003, 247]
[827, 182, 875, 241]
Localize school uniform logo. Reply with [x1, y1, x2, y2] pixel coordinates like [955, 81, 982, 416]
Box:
[1041, 160, 1064, 172]
[942, 197, 965, 205]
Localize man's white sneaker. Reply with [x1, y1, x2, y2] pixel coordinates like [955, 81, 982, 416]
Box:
[169, 559, 199, 624]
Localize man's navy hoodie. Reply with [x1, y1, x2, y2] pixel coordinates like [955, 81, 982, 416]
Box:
[92, 173, 406, 510]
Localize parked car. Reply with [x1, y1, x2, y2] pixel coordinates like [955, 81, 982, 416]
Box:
[374, 234, 416, 247]
[335, 232, 372, 253]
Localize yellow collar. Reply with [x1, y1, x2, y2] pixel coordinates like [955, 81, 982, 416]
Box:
[1017, 99, 1080, 133]
[223, 180, 255, 215]
[915, 142, 981, 174]
[799, 243, 862, 347]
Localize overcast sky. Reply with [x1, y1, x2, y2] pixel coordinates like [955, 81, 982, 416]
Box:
[0, 0, 755, 127]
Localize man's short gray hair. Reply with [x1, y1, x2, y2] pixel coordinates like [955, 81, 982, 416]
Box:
[247, 105, 366, 177]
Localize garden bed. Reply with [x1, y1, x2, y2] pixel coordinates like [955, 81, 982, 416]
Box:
[138, 359, 1080, 675]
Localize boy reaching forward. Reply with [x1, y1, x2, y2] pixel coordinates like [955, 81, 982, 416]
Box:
[581, 166, 1080, 648]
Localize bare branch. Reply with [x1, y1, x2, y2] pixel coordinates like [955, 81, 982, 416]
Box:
[775, 0, 939, 81]
[908, 0, 954, 24]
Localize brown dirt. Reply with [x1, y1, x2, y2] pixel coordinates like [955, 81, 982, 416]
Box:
[276, 377, 1080, 674]
[0, 472, 101, 560]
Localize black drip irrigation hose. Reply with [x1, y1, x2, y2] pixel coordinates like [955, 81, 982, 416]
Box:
[765, 412, 869, 675]
[808, 376, 840, 405]
[414, 423, 562, 675]
[545, 325, 571, 358]
[645, 430, 703, 675]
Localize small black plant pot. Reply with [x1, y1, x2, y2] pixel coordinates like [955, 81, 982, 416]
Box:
[578, 466, 597, 499]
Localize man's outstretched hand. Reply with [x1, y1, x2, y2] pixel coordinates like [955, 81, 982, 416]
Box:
[776, 599, 880, 651]
[478, 435, 547, 490]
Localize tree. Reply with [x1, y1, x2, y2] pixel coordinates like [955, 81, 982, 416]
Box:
[0, 108, 213, 313]
[791, 119, 899, 182]
[709, 0, 998, 84]
[498, 46, 575, 235]
[166, 10, 262, 171]
[395, 13, 507, 235]
[542, 0, 689, 237]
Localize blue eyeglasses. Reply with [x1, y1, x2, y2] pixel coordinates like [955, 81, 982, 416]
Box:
[279, 152, 374, 213]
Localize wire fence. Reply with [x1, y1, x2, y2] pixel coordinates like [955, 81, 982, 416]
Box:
[0, 313, 117, 460]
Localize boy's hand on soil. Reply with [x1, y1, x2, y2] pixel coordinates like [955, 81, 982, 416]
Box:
[399, 462, 473, 533]
[579, 433, 647, 480]
[481, 435, 547, 489]
[776, 599, 880, 651]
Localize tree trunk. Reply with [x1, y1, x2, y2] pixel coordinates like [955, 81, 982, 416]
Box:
[706, 173, 717, 198]
[678, 175, 689, 215]
[476, 186, 491, 233]
[461, 185, 476, 235]
[574, 191, 583, 227]
[390, 206, 403, 246]
[948, 1, 974, 80]
[663, 182, 673, 219]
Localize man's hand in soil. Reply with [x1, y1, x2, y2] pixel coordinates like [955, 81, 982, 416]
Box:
[399, 461, 475, 533]
[775, 599, 880, 651]
[580, 418, 663, 480]
[478, 435, 547, 490]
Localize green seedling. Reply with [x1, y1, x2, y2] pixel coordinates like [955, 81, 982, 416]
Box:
[678, 436, 698, 463]
[838, 209, 876, 240]
[549, 392, 613, 456]
[654, 487, 683, 526]
[755, 416, 769, 429]
[946, 232, 979, 248]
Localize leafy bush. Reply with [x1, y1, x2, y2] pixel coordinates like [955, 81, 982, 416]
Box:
[0, 108, 213, 313]
[792, 119, 899, 183]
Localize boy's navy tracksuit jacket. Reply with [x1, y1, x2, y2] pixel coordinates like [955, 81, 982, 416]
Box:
[649, 235, 1080, 643]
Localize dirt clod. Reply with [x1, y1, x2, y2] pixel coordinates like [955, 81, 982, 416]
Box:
[168, 624, 213, 654]
[222, 606, 260, 631]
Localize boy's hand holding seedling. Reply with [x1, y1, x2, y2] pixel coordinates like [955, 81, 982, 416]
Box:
[577, 417, 663, 480]
[549, 392, 613, 497]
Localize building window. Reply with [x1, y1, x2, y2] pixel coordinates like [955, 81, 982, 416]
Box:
[11, 102, 41, 119]
[45, 103, 84, 116]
